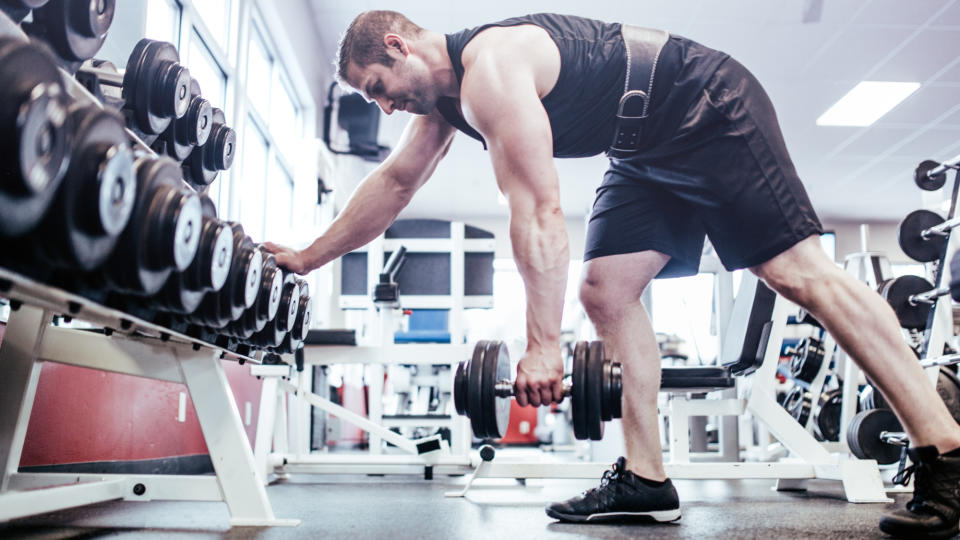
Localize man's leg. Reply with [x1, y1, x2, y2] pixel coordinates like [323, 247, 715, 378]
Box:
[751, 235, 960, 451]
[578, 250, 670, 480]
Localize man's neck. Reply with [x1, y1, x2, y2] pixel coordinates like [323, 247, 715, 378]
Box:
[421, 31, 459, 97]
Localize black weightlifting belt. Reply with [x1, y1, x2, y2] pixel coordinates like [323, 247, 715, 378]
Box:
[607, 25, 670, 159]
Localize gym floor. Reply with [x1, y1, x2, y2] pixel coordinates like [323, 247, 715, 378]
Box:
[0, 474, 906, 539]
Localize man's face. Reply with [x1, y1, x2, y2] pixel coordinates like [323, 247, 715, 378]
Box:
[347, 55, 437, 116]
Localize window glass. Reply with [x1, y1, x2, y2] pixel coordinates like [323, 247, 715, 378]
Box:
[185, 33, 227, 108]
[265, 160, 294, 241]
[271, 75, 299, 150]
[246, 28, 272, 116]
[144, 0, 180, 45]
[239, 122, 269, 241]
[193, 0, 231, 50]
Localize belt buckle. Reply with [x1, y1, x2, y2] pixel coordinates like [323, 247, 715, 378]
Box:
[608, 91, 649, 158]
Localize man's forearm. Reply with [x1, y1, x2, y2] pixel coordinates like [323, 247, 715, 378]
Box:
[302, 170, 413, 270]
[510, 206, 569, 353]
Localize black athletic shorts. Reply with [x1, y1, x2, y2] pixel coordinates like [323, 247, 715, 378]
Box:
[584, 55, 823, 278]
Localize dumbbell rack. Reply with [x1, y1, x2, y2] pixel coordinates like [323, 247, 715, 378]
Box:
[0, 11, 297, 529]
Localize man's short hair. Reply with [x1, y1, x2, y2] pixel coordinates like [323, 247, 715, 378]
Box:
[336, 10, 424, 86]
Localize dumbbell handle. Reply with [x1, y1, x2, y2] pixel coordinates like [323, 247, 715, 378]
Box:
[922, 215, 960, 239]
[81, 66, 124, 88]
[909, 285, 950, 305]
[494, 379, 573, 398]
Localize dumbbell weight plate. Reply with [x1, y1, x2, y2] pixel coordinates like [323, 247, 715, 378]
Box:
[0, 38, 70, 237]
[30, 0, 115, 63]
[122, 39, 191, 135]
[789, 337, 825, 383]
[783, 385, 812, 427]
[846, 408, 903, 465]
[812, 389, 843, 442]
[467, 340, 487, 438]
[481, 340, 511, 439]
[915, 160, 947, 192]
[34, 104, 135, 270]
[571, 341, 589, 441]
[454, 360, 468, 416]
[878, 275, 934, 330]
[586, 341, 605, 441]
[610, 362, 622, 419]
[898, 209, 945, 263]
[601, 357, 613, 422]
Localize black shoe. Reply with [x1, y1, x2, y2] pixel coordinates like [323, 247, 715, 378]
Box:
[545, 457, 681, 524]
[879, 446, 960, 539]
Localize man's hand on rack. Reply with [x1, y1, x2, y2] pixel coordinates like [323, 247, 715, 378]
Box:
[263, 242, 310, 274]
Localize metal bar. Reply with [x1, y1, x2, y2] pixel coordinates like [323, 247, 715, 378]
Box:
[0, 306, 49, 492]
[37, 326, 185, 383]
[920, 353, 960, 369]
[9, 473, 223, 501]
[300, 344, 472, 366]
[0, 478, 125, 522]
[926, 152, 960, 177]
[279, 381, 418, 454]
[910, 285, 949, 305]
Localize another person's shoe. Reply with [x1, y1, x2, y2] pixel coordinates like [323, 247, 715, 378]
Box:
[879, 445, 960, 538]
[545, 457, 681, 523]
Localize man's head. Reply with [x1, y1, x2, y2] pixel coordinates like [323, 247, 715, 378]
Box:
[335, 10, 440, 115]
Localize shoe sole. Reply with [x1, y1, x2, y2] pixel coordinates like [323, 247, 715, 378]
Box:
[879, 521, 959, 539]
[546, 508, 681, 524]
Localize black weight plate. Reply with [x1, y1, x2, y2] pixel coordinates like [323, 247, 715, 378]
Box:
[789, 338, 825, 383]
[783, 386, 811, 427]
[571, 341, 589, 440]
[898, 209, 945, 263]
[879, 275, 935, 329]
[936, 367, 960, 425]
[467, 341, 487, 439]
[586, 341, 605, 440]
[601, 359, 613, 422]
[915, 159, 947, 191]
[483, 340, 511, 439]
[847, 408, 902, 465]
[453, 360, 468, 416]
[611, 362, 623, 419]
[812, 389, 843, 442]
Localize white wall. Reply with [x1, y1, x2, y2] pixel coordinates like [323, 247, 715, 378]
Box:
[821, 220, 909, 263]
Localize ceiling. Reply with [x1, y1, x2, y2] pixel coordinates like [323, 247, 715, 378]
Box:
[306, 0, 960, 222]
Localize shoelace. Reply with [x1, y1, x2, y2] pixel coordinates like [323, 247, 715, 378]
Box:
[894, 457, 960, 512]
[599, 461, 625, 488]
[579, 460, 626, 505]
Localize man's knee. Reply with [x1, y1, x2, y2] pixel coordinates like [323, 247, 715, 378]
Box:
[579, 258, 657, 322]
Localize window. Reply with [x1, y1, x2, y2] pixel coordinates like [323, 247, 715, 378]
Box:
[265, 160, 294, 241]
[185, 33, 227, 107]
[271, 75, 300, 151]
[246, 28, 272, 117]
[144, 0, 180, 45]
[192, 0, 231, 51]
[239, 123, 269, 241]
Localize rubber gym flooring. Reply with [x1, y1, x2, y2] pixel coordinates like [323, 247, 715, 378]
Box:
[1, 474, 910, 539]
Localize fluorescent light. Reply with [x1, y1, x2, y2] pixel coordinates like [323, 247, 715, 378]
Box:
[497, 191, 508, 206]
[816, 81, 920, 127]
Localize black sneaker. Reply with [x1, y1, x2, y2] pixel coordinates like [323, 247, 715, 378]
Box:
[545, 457, 681, 523]
[879, 446, 960, 539]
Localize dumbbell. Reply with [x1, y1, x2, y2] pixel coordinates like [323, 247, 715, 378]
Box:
[914, 155, 959, 191]
[223, 248, 283, 339]
[100, 156, 201, 296]
[454, 340, 622, 440]
[0, 0, 49, 23]
[786, 337, 825, 383]
[847, 408, 904, 465]
[156, 79, 212, 162]
[78, 39, 191, 137]
[275, 280, 312, 354]
[878, 272, 960, 329]
[27, 0, 115, 67]
[153, 196, 234, 314]
[183, 108, 235, 188]
[897, 209, 960, 263]
[247, 272, 300, 349]
[189, 224, 262, 329]
[31, 104, 136, 271]
[0, 37, 70, 237]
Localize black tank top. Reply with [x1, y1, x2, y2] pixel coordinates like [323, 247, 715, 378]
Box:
[437, 13, 727, 158]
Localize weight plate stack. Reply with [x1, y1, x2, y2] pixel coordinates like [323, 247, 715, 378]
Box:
[275, 280, 311, 354]
[897, 209, 945, 263]
[189, 224, 261, 329]
[812, 389, 843, 442]
[121, 39, 191, 136]
[846, 408, 903, 465]
[29, 0, 115, 66]
[100, 156, 201, 296]
[466, 340, 487, 439]
[183, 107, 235, 188]
[586, 340, 605, 440]
[248, 272, 299, 349]
[878, 275, 934, 330]
[481, 340, 511, 439]
[783, 385, 812, 427]
[789, 337, 825, 383]
[160, 78, 212, 162]
[0, 37, 70, 238]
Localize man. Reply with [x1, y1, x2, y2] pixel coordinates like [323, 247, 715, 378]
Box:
[265, 11, 960, 537]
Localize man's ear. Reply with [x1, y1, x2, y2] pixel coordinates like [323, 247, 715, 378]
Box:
[383, 33, 409, 58]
